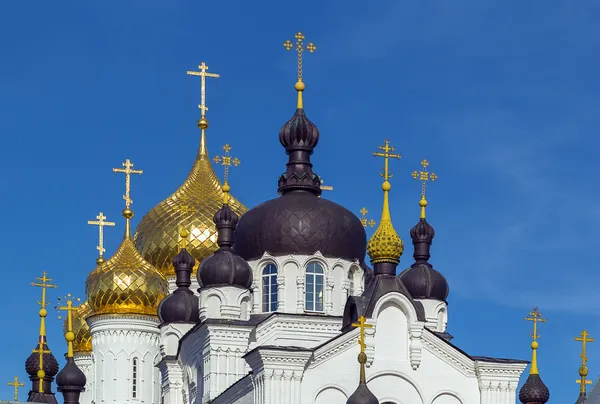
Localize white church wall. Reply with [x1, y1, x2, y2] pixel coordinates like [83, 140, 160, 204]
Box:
[417, 299, 448, 333]
[247, 252, 362, 317]
[159, 323, 196, 404]
[74, 353, 94, 404]
[199, 286, 251, 321]
[88, 315, 161, 404]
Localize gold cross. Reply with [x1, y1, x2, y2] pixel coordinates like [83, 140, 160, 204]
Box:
[32, 342, 51, 392]
[187, 62, 220, 118]
[31, 271, 57, 310]
[359, 207, 376, 228]
[56, 294, 81, 359]
[373, 140, 401, 181]
[213, 143, 240, 187]
[319, 177, 333, 192]
[576, 330, 594, 393]
[8, 376, 24, 401]
[411, 159, 438, 219]
[113, 159, 143, 209]
[351, 316, 373, 353]
[283, 32, 316, 83]
[525, 307, 547, 341]
[87, 211, 115, 260]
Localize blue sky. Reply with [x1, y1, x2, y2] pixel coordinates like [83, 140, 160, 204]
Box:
[1, 0, 598, 402]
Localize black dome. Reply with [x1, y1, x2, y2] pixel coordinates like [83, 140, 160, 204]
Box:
[26, 341, 59, 377]
[56, 357, 86, 391]
[159, 248, 200, 323]
[234, 192, 367, 261]
[347, 384, 379, 404]
[398, 218, 449, 301]
[198, 203, 253, 289]
[519, 374, 550, 404]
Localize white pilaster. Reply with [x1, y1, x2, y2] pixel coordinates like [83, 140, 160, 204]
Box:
[74, 352, 94, 404]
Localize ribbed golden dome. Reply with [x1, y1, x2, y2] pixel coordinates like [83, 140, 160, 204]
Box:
[87, 214, 169, 316]
[63, 301, 92, 354]
[367, 180, 404, 264]
[134, 134, 246, 277]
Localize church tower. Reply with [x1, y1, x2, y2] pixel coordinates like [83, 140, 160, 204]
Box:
[518, 307, 550, 404]
[85, 159, 169, 404]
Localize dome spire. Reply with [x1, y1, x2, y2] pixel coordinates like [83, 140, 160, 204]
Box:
[283, 32, 316, 109]
[112, 158, 143, 237]
[55, 294, 86, 404]
[366, 140, 403, 269]
[87, 212, 115, 266]
[186, 62, 220, 158]
[213, 143, 240, 205]
[575, 330, 594, 401]
[346, 316, 379, 404]
[411, 159, 438, 219]
[519, 307, 550, 404]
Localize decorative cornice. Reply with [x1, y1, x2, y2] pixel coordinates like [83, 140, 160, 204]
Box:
[421, 330, 475, 377]
[310, 327, 359, 368]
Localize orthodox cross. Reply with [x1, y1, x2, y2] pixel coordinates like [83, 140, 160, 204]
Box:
[319, 177, 333, 193]
[351, 316, 373, 353]
[87, 211, 115, 259]
[8, 376, 24, 401]
[187, 62, 220, 117]
[283, 32, 316, 83]
[31, 271, 57, 393]
[411, 159, 438, 219]
[173, 194, 196, 215]
[524, 306, 547, 341]
[56, 294, 81, 358]
[113, 159, 143, 209]
[359, 207, 376, 228]
[373, 140, 401, 181]
[213, 144, 240, 187]
[576, 330, 594, 392]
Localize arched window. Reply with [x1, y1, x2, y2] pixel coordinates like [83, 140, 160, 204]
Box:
[348, 270, 355, 296]
[262, 264, 278, 312]
[305, 262, 325, 312]
[132, 357, 138, 399]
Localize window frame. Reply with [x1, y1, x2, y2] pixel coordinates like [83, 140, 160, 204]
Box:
[132, 357, 138, 399]
[305, 261, 325, 312]
[261, 263, 278, 312]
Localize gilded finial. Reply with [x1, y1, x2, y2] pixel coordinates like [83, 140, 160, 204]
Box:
[411, 159, 438, 219]
[576, 330, 594, 394]
[113, 159, 142, 237]
[284, 32, 316, 109]
[55, 294, 81, 359]
[351, 316, 373, 383]
[179, 228, 190, 250]
[8, 376, 24, 401]
[87, 211, 115, 265]
[359, 207, 376, 228]
[524, 307, 547, 375]
[366, 140, 403, 264]
[187, 62, 220, 157]
[213, 144, 240, 204]
[31, 272, 57, 392]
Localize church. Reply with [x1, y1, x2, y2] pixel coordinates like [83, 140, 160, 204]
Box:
[20, 33, 552, 404]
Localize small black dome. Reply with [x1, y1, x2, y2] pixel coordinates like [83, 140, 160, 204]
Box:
[198, 203, 253, 289]
[26, 341, 59, 377]
[347, 384, 379, 404]
[234, 192, 366, 261]
[56, 357, 86, 391]
[158, 248, 200, 323]
[519, 374, 550, 404]
[398, 218, 449, 301]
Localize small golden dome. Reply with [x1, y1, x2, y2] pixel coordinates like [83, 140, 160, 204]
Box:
[63, 301, 92, 354]
[86, 223, 169, 316]
[134, 135, 246, 277]
[366, 180, 404, 264]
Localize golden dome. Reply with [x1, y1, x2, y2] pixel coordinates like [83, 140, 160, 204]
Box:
[64, 301, 92, 354]
[134, 133, 246, 277]
[367, 180, 404, 264]
[87, 212, 169, 316]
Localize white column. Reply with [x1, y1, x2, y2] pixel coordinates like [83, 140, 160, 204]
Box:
[277, 276, 286, 312]
[251, 283, 260, 313]
[296, 277, 304, 313]
[325, 278, 334, 314]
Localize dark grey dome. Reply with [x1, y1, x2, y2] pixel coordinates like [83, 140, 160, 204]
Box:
[158, 248, 200, 323]
[234, 191, 366, 261]
[56, 357, 86, 392]
[347, 384, 379, 404]
[26, 341, 59, 377]
[233, 107, 366, 262]
[398, 218, 449, 301]
[519, 374, 549, 404]
[198, 203, 253, 289]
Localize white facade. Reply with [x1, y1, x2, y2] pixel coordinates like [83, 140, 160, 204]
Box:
[74, 352, 94, 404]
[88, 314, 162, 404]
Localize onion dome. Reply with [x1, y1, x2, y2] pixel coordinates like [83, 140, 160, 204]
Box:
[234, 107, 366, 261]
[134, 129, 246, 278]
[63, 301, 92, 354]
[158, 237, 200, 323]
[56, 357, 86, 404]
[366, 182, 403, 264]
[86, 209, 169, 316]
[198, 190, 253, 288]
[398, 197, 449, 301]
[25, 339, 59, 404]
[520, 313, 550, 404]
[346, 352, 379, 404]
